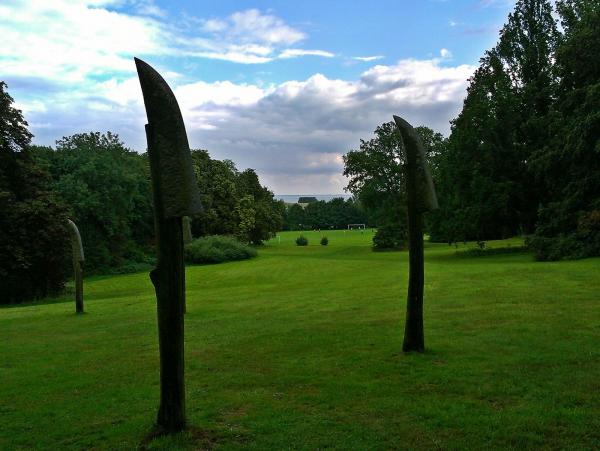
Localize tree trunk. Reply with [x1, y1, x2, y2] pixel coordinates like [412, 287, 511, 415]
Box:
[147, 124, 186, 432]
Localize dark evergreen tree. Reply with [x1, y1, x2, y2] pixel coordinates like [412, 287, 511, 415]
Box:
[527, 0, 600, 259]
[0, 82, 70, 303]
[429, 0, 560, 242]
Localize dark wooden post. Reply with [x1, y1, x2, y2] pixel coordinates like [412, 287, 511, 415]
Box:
[67, 219, 84, 314]
[136, 58, 202, 432]
[393, 115, 438, 353]
[146, 123, 187, 430]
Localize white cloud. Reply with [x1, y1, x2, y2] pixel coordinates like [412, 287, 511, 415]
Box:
[0, 1, 335, 82]
[440, 48, 453, 58]
[0, 0, 168, 83]
[352, 55, 385, 62]
[1, 2, 475, 193]
[201, 18, 228, 32]
[226, 9, 306, 45]
[278, 49, 335, 59]
[20, 57, 473, 192]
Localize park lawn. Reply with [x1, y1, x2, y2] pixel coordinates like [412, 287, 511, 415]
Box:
[1, 230, 599, 450]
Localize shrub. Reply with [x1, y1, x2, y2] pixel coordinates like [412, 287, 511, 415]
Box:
[185, 235, 257, 264]
[320, 236, 329, 246]
[526, 207, 600, 261]
[296, 235, 308, 246]
[372, 223, 406, 250]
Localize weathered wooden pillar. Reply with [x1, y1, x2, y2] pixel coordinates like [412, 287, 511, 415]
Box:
[393, 115, 438, 353]
[181, 216, 192, 315]
[136, 57, 202, 432]
[67, 219, 84, 314]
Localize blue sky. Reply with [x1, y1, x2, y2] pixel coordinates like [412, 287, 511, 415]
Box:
[1, 0, 516, 193]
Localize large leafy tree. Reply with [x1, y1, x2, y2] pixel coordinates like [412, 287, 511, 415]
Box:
[32, 132, 154, 271]
[0, 81, 70, 303]
[190, 149, 283, 244]
[344, 121, 444, 248]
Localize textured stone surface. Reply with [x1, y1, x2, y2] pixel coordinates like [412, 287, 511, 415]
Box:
[67, 219, 84, 313]
[135, 57, 202, 218]
[393, 115, 438, 212]
[67, 219, 84, 263]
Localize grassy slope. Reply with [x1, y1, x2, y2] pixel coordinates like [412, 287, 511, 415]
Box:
[1, 230, 599, 450]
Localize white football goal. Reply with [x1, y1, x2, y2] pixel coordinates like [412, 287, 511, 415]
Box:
[347, 224, 366, 230]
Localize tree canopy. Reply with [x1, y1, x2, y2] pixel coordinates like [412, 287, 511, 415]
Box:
[190, 149, 283, 245]
[343, 121, 445, 249]
[0, 82, 70, 302]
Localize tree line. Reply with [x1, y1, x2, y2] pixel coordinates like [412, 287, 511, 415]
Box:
[345, 0, 599, 259]
[282, 197, 369, 231]
[0, 91, 283, 302]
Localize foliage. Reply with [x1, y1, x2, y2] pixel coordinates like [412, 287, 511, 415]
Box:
[343, 121, 442, 248]
[0, 81, 70, 303]
[320, 236, 328, 246]
[184, 235, 257, 264]
[429, 0, 560, 242]
[428, 0, 600, 260]
[526, 208, 600, 260]
[30, 132, 154, 273]
[372, 223, 406, 250]
[295, 235, 308, 246]
[526, 0, 600, 260]
[190, 150, 283, 244]
[283, 197, 368, 231]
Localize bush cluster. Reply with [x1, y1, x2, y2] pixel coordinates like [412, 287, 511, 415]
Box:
[320, 236, 329, 246]
[372, 223, 406, 250]
[296, 235, 308, 246]
[526, 208, 600, 261]
[185, 235, 257, 264]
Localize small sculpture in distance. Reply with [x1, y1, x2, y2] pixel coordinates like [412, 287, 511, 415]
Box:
[67, 219, 84, 314]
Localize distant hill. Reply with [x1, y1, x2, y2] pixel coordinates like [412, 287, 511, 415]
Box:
[298, 196, 318, 203]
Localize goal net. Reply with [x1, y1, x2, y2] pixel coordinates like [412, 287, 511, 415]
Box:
[347, 224, 366, 230]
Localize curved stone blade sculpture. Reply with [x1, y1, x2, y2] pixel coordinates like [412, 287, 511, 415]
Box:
[393, 115, 438, 353]
[135, 57, 202, 432]
[67, 219, 84, 314]
[393, 115, 438, 212]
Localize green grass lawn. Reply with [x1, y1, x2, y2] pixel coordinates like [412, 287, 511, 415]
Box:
[1, 230, 599, 450]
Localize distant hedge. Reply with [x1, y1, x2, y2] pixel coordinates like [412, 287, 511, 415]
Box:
[185, 235, 257, 264]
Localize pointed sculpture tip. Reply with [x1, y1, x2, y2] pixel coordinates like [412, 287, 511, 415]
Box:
[134, 57, 150, 74]
[392, 115, 412, 131]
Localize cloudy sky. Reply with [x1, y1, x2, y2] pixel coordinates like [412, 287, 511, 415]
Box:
[1, 0, 516, 194]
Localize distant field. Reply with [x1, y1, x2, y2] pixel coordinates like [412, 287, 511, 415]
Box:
[1, 231, 599, 449]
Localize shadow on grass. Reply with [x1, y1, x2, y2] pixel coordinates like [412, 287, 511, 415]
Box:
[0, 291, 74, 309]
[139, 423, 249, 451]
[427, 246, 531, 263]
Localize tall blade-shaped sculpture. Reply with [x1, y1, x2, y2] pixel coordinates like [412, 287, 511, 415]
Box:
[393, 115, 438, 353]
[67, 219, 84, 314]
[135, 57, 202, 432]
